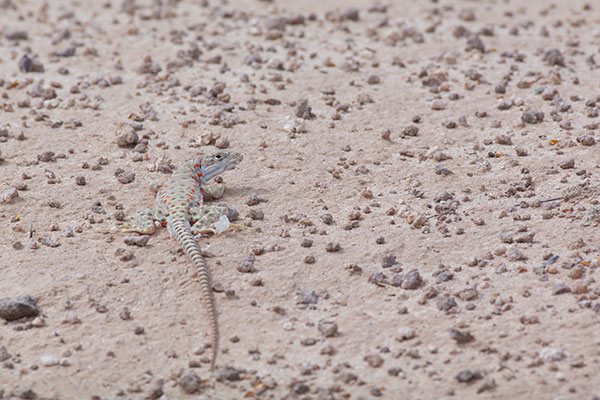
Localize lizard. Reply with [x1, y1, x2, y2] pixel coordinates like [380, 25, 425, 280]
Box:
[107, 150, 243, 370]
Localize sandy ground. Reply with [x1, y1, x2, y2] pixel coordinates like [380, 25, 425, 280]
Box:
[1, 0, 600, 399]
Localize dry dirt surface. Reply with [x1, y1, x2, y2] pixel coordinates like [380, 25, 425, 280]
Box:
[1, 0, 600, 399]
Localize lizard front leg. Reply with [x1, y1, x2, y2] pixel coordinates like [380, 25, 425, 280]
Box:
[201, 183, 225, 201]
[118, 207, 166, 234]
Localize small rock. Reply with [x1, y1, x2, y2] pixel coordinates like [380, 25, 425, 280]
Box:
[40, 355, 60, 367]
[364, 354, 384, 368]
[115, 248, 135, 262]
[437, 296, 458, 312]
[297, 289, 318, 304]
[55, 45, 76, 57]
[247, 209, 264, 220]
[304, 255, 316, 264]
[434, 165, 453, 176]
[552, 283, 571, 295]
[430, 100, 447, 110]
[456, 369, 483, 383]
[539, 348, 566, 362]
[515, 146, 529, 156]
[317, 320, 338, 337]
[236, 255, 256, 273]
[116, 171, 136, 184]
[402, 125, 419, 136]
[124, 235, 150, 247]
[321, 213, 334, 225]
[325, 242, 341, 252]
[402, 270, 423, 290]
[37, 151, 56, 162]
[300, 337, 317, 346]
[0, 188, 18, 204]
[301, 238, 313, 248]
[215, 366, 242, 381]
[179, 371, 202, 394]
[0, 295, 39, 321]
[11, 387, 37, 400]
[543, 48, 565, 67]
[0, 345, 11, 362]
[450, 328, 475, 344]
[4, 30, 28, 40]
[294, 99, 313, 119]
[116, 130, 139, 148]
[366, 73, 381, 84]
[396, 327, 416, 341]
[495, 134, 512, 145]
[576, 135, 595, 146]
[522, 110, 544, 124]
[507, 248, 527, 261]
[558, 158, 575, 169]
[340, 7, 360, 21]
[515, 232, 535, 243]
[18, 55, 44, 73]
[466, 35, 485, 52]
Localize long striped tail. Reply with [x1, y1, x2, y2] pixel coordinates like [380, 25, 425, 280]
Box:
[169, 213, 219, 370]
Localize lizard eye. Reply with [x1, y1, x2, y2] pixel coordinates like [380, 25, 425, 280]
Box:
[215, 153, 223, 160]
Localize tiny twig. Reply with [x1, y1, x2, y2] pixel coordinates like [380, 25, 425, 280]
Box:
[539, 197, 563, 203]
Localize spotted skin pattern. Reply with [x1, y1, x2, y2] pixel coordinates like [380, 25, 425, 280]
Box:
[116, 151, 243, 370]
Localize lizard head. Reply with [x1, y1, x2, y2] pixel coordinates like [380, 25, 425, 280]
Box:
[193, 151, 243, 183]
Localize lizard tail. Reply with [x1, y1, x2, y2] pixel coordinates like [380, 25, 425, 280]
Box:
[169, 213, 219, 371]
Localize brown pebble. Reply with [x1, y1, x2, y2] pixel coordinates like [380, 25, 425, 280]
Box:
[304, 255, 316, 264]
[116, 130, 139, 148]
[558, 158, 575, 169]
[515, 146, 529, 156]
[301, 239, 313, 248]
[247, 209, 264, 220]
[124, 235, 150, 247]
[179, 371, 202, 394]
[366, 73, 381, 84]
[317, 320, 338, 337]
[0, 188, 19, 204]
[450, 328, 475, 344]
[325, 242, 341, 252]
[116, 171, 136, 184]
[115, 248, 135, 262]
[364, 354, 384, 368]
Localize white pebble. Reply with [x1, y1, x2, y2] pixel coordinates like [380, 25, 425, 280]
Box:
[40, 355, 60, 367]
[396, 326, 416, 341]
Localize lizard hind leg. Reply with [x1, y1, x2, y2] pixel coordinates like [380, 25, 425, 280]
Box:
[189, 205, 229, 235]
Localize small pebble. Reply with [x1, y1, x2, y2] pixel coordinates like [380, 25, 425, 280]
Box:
[0, 295, 39, 321]
[364, 354, 384, 368]
[558, 158, 575, 169]
[450, 328, 475, 344]
[325, 242, 341, 252]
[124, 235, 150, 247]
[179, 371, 202, 394]
[430, 100, 447, 110]
[40, 355, 60, 367]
